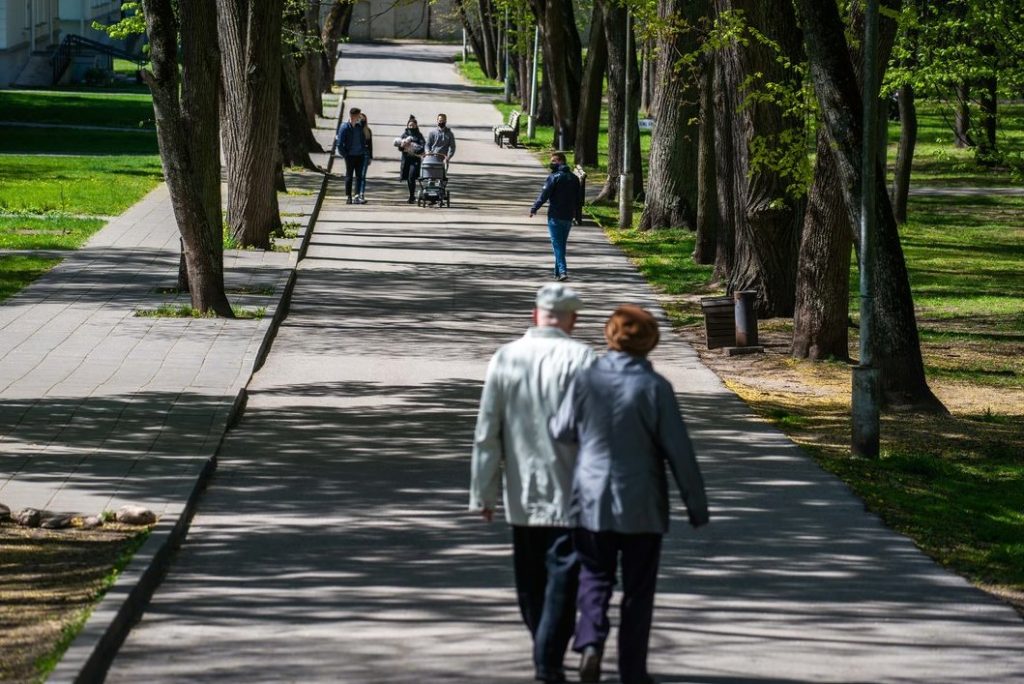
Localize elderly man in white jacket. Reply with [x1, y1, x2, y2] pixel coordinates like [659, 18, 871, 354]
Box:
[470, 284, 596, 684]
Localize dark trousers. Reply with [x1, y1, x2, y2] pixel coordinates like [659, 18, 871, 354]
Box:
[405, 159, 421, 198]
[512, 526, 579, 673]
[343, 154, 364, 197]
[573, 529, 662, 684]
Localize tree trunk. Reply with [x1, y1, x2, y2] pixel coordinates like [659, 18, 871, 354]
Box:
[320, 0, 353, 93]
[141, 0, 232, 317]
[574, 0, 606, 166]
[712, 49, 735, 281]
[694, 54, 717, 264]
[954, 82, 972, 148]
[793, 0, 946, 411]
[478, 0, 498, 78]
[529, 0, 582, 148]
[596, 2, 642, 202]
[792, 131, 851, 359]
[640, 39, 654, 116]
[218, 0, 284, 249]
[892, 83, 916, 224]
[300, 0, 322, 121]
[639, 0, 704, 231]
[716, 0, 803, 318]
[456, 0, 487, 71]
[977, 44, 997, 156]
[279, 57, 322, 170]
[538, 67, 554, 126]
[793, 0, 899, 359]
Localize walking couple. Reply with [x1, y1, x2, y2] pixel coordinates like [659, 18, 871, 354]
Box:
[336, 107, 374, 204]
[470, 285, 710, 684]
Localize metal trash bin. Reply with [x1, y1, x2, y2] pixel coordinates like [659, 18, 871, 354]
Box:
[734, 290, 759, 347]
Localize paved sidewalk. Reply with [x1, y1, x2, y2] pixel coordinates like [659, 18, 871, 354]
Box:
[0, 140, 331, 519]
[105, 43, 1024, 684]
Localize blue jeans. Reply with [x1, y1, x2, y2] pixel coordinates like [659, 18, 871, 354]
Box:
[547, 218, 572, 276]
[512, 526, 579, 673]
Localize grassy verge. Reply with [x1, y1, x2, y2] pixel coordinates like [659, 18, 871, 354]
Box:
[0, 126, 159, 155]
[0, 155, 162, 215]
[0, 90, 155, 129]
[0, 523, 149, 682]
[0, 255, 61, 302]
[0, 216, 107, 250]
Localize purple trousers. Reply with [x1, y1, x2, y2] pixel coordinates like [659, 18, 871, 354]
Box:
[572, 529, 662, 684]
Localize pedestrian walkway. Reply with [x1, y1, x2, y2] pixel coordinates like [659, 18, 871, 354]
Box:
[0, 153, 330, 519]
[104, 43, 1024, 683]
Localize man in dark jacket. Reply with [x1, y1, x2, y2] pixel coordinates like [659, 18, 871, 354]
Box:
[530, 153, 581, 281]
[335, 107, 367, 205]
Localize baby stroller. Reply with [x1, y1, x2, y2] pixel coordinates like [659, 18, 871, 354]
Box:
[417, 153, 451, 208]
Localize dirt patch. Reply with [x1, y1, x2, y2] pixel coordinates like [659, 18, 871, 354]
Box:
[0, 521, 146, 683]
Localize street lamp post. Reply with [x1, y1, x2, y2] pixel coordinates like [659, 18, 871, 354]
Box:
[852, 0, 880, 458]
[528, 25, 539, 140]
[618, 10, 634, 229]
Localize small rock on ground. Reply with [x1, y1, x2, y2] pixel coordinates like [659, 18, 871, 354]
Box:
[116, 505, 157, 526]
[41, 513, 75, 530]
[16, 508, 42, 527]
[0, 503, 10, 522]
[81, 515, 104, 529]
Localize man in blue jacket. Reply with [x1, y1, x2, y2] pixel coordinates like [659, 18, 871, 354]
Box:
[530, 153, 581, 282]
[335, 107, 367, 204]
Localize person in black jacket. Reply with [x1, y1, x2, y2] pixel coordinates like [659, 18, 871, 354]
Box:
[335, 107, 367, 205]
[399, 115, 425, 203]
[530, 152, 581, 281]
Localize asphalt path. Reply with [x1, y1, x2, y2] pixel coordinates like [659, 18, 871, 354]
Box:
[106, 43, 1024, 683]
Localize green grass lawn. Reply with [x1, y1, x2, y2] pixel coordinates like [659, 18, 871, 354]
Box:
[0, 90, 154, 129]
[0, 126, 158, 155]
[0, 255, 61, 301]
[0, 155, 163, 214]
[0, 215, 107, 250]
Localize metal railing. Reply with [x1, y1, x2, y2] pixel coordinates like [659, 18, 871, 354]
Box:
[51, 34, 148, 85]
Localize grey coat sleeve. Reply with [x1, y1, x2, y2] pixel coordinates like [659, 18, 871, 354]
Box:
[656, 382, 709, 527]
[548, 378, 580, 445]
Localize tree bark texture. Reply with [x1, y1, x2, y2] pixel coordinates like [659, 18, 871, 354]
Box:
[639, 0, 705, 231]
[791, 131, 851, 359]
[793, 0, 945, 411]
[538, 66, 554, 126]
[793, 0, 898, 360]
[299, 0, 322, 122]
[715, 0, 803, 317]
[320, 0, 353, 93]
[456, 0, 488, 72]
[477, 0, 498, 78]
[892, 83, 916, 224]
[528, 0, 582, 148]
[574, 0, 607, 166]
[694, 54, 717, 264]
[596, 1, 642, 202]
[218, 0, 284, 249]
[141, 0, 232, 316]
[711, 50, 735, 281]
[279, 56, 322, 170]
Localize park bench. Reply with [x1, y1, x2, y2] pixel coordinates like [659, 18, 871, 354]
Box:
[493, 110, 521, 148]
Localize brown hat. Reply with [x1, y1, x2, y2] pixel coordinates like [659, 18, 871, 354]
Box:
[605, 305, 660, 356]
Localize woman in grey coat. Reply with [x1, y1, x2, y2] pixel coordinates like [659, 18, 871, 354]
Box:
[549, 305, 709, 684]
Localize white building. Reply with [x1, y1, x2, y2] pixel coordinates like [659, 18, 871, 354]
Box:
[0, 0, 121, 86]
[347, 0, 458, 42]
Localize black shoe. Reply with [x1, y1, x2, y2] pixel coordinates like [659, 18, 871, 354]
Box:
[534, 666, 567, 683]
[346, 197, 352, 205]
[408, 196, 415, 204]
[579, 646, 602, 683]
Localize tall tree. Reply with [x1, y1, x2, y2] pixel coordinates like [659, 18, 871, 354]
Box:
[574, 0, 607, 166]
[792, 0, 945, 411]
[711, 44, 735, 281]
[715, 0, 804, 317]
[639, 0, 706, 231]
[218, 0, 284, 249]
[529, 0, 583, 148]
[280, 0, 324, 171]
[140, 0, 233, 316]
[693, 51, 717, 264]
[595, 0, 643, 202]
